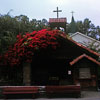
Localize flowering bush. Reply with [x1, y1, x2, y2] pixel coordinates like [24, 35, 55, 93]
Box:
[0, 29, 66, 66]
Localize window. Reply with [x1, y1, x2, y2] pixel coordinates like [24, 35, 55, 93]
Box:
[79, 68, 91, 79]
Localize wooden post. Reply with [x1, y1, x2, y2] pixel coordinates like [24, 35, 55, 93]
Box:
[23, 63, 31, 86]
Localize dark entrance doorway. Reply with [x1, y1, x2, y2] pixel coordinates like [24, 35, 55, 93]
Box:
[31, 57, 70, 86]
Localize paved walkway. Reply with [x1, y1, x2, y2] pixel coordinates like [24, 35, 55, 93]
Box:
[0, 91, 100, 100]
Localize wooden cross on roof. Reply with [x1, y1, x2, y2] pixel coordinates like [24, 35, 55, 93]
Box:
[53, 7, 62, 18]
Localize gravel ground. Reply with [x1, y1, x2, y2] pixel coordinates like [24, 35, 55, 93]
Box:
[0, 91, 100, 100]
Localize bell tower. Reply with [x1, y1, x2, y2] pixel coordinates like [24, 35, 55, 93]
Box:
[49, 7, 67, 32]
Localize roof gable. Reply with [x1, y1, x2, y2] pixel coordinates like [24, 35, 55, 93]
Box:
[51, 36, 100, 60]
[70, 54, 100, 66]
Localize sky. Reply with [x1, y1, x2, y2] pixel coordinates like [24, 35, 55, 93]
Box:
[0, 0, 100, 26]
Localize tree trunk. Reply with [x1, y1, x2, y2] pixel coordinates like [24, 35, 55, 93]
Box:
[23, 63, 31, 86]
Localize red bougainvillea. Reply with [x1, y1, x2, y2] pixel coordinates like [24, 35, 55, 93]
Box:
[0, 29, 66, 66]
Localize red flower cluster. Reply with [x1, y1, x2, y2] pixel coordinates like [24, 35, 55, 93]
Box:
[0, 29, 66, 66]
